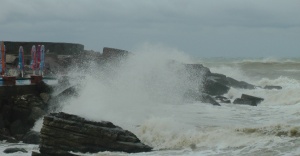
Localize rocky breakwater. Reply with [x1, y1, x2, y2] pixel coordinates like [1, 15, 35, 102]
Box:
[36, 112, 152, 155]
[183, 63, 270, 106]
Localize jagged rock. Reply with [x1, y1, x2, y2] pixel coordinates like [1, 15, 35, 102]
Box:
[264, 85, 282, 90]
[11, 94, 45, 122]
[196, 94, 221, 106]
[241, 94, 264, 104]
[28, 107, 46, 125]
[22, 130, 40, 144]
[56, 85, 80, 98]
[183, 90, 220, 106]
[185, 64, 211, 78]
[10, 120, 30, 137]
[49, 85, 80, 112]
[0, 115, 4, 129]
[233, 98, 254, 106]
[226, 77, 255, 89]
[102, 47, 129, 59]
[233, 94, 264, 106]
[0, 129, 18, 143]
[39, 112, 152, 155]
[203, 78, 230, 96]
[0, 94, 48, 142]
[4, 148, 27, 153]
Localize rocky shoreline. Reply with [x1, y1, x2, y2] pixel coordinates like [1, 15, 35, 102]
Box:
[0, 47, 282, 155]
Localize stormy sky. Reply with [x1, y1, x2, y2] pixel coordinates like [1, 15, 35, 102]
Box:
[0, 0, 299, 58]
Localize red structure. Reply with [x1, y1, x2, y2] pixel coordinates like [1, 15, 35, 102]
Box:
[30, 75, 43, 84]
[2, 76, 16, 85]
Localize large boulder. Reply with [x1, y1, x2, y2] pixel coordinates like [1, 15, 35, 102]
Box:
[233, 94, 264, 106]
[38, 112, 152, 155]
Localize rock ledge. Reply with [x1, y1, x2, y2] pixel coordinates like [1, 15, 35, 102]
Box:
[39, 112, 152, 155]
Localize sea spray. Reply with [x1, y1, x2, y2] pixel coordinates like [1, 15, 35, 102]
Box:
[59, 44, 202, 128]
[28, 48, 300, 155]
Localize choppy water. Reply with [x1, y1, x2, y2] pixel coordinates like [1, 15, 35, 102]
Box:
[2, 45, 300, 155]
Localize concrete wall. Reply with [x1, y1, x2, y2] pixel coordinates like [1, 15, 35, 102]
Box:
[3, 41, 84, 55]
[0, 85, 38, 98]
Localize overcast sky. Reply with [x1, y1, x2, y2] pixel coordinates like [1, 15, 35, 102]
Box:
[0, 0, 299, 58]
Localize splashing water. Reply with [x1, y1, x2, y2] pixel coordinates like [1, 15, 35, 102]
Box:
[24, 45, 300, 156]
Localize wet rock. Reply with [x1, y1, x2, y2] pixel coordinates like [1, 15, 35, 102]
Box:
[0, 129, 18, 143]
[102, 47, 129, 59]
[22, 130, 40, 144]
[203, 78, 230, 96]
[233, 94, 264, 106]
[185, 64, 211, 79]
[4, 148, 27, 153]
[28, 107, 46, 125]
[197, 94, 221, 106]
[0, 115, 4, 129]
[39, 112, 152, 155]
[233, 98, 255, 106]
[264, 85, 282, 90]
[241, 94, 264, 104]
[183, 90, 220, 106]
[227, 77, 256, 89]
[0, 94, 48, 142]
[10, 120, 30, 137]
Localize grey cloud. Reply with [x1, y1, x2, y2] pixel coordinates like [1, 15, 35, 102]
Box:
[0, 0, 300, 57]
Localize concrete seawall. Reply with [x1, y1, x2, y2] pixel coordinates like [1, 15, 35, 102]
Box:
[0, 85, 38, 98]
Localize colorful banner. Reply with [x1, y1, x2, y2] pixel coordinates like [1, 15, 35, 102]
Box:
[18, 46, 25, 77]
[36, 45, 41, 70]
[30, 45, 36, 70]
[40, 45, 45, 74]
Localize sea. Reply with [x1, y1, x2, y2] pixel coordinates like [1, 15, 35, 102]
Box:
[1, 47, 300, 156]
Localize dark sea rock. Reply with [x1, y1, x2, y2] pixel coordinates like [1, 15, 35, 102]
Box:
[264, 85, 282, 90]
[0, 130, 18, 143]
[49, 85, 80, 112]
[0, 90, 50, 142]
[197, 94, 221, 106]
[233, 98, 255, 106]
[102, 47, 129, 59]
[38, 112, 152, 155]
[233, 94, 264, 106]
[226, 77, 256, 89]
[185, 64, 211, 78]
[22, 130, 40, 144]
[4, 148, 27, 153]
[203, 78, 230, 96]
[183, 90, 220, 106]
